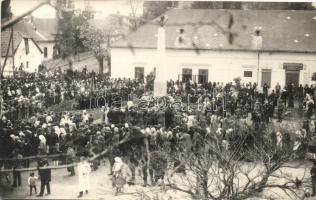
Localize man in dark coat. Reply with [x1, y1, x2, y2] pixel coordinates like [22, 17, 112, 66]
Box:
[12, 150, 23, 187]
[37, 160, 51, 197]
[165, 106, 174, 128]
[287, 83, 294, 108]
[277, 100, 285, 122]
[311, 161, 316, 196]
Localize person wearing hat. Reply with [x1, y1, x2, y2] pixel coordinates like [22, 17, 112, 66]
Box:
[37, 160, 51, 197]
[77, 156, 91, 198]
[12, 150, 23, 187]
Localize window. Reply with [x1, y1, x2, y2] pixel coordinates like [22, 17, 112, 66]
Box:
[182, 68, 192, 82]
[135, 67, 144, 82]
[44, 47, 48, 58]
[261, 69, 271, 87]
[24, 38, 29, 55]
[244, 71, 253, 77]
[312, 73, 316, 81]
[198, 69, 208, 84]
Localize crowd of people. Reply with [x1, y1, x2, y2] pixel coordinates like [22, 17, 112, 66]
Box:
[1, 70, 146, 121]
[1, 70, 316, 197]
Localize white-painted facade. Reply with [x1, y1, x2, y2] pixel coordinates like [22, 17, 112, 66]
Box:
[1, 38, 43, 76]
[111, 48, 316, 88]
[38, 41, 55, 61]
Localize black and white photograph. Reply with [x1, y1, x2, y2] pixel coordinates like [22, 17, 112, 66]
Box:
[1, 0, 316, 199]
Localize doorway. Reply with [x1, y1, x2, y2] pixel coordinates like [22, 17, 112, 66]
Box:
[285, 70, 299, 87]
[283, 63, 303, 87]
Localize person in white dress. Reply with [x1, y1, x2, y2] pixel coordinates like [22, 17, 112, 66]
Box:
[77, 157, 91, 198]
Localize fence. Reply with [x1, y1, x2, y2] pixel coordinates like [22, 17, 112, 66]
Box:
[0, 134, 130, 173]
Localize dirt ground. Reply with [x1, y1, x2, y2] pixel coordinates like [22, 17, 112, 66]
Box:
[0, 159, 316, 200]
[0, 159, 192, 200]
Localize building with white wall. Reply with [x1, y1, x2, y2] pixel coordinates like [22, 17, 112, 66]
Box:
[1, 20, 43, 76]
[30, 17, 58, 61]
[111, 9, 316, 88]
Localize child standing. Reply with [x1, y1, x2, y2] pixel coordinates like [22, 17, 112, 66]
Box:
[28, 172, 37, 196]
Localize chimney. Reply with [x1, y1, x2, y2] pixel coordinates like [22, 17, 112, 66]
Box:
[252, 26, 262, 50]
[29, 15, 37, 31]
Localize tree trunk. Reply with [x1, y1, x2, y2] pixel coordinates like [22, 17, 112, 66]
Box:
[99, 58, 104, 74]
[144, 137, 151, 185]
[202, 171, 209, 199]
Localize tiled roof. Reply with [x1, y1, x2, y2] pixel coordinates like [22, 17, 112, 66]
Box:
[1, 20, 43, 57]
[32, 18, 58, 41]
[1, 28, 23, 57]
[112, 9, 316, 53]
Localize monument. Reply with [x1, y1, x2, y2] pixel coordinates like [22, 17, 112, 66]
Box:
[153, 16, 168, 97]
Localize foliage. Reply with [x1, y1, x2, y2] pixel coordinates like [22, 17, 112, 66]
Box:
[79, 23, 108, 61]
[54, 0, 93, 58]
[1, 0, 12, 21]
[163, 120, 308, 199]
[190, 1, 315, 10]
[127, 0, 145, 30]
[143, 1, 177, 20]
[79, 13, 134, 74]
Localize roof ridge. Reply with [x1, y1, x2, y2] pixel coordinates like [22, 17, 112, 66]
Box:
[112, 8, 316, 53]
[168, 8, 316, 13]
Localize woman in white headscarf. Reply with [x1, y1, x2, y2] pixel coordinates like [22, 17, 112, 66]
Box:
[82, 110, 89, 124]
[111, 157, 132, 195]
[38, 134, 47, 154]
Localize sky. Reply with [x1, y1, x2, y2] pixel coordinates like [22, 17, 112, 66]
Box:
[11, 0, 144, 19]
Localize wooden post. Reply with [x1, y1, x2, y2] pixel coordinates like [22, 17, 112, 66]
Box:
[11, 27, 15, 74]
[144, 137, 151, 185]
[0, 3, 2, 117]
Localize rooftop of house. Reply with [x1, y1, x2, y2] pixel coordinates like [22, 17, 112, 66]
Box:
[112, 9, 316, 53]
[31, 18, 58, 41]
[1, 20, 43, 57]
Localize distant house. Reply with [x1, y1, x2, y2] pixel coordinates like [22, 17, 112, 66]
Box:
[27, 17, 59, 61]
[1, 20, 43, 76]
[111, 9, 316, 88]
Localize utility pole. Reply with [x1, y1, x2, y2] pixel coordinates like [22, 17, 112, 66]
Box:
[254, 26, 262, 86]
[0, 1, 3, 117]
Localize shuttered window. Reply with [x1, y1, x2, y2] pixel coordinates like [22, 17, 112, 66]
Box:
[24, 38, 29, 55]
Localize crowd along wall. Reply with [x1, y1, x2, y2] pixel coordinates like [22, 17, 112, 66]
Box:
[111, 47, 316, 89]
